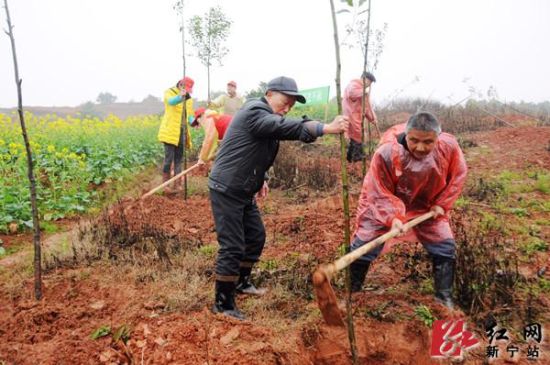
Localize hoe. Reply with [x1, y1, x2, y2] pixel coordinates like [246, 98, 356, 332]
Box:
[312, 211, 435, 326]
[141, 163, 200, 199]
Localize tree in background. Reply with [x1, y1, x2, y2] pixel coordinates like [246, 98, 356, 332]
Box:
[96, 92, 117, 104]
[142, 94, 161, 103]
[188, 6, 232, 102]
[244, 81, 267, 100]
[79, 101, 100, 117]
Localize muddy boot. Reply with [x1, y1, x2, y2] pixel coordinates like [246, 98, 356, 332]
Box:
[212, 281, 245, 320]
[433, 256, 455, 309]
[162, 172, 173, 194]
[350, 260, 370, 293]
[236, 266, 267, 296]
[172, 177, 183, 192]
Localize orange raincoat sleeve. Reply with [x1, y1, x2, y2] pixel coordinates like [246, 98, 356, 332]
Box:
[433, 138, 468, 211]
[345, 81, 376, 122]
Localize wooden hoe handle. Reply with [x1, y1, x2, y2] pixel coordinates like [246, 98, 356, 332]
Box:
[141, 163, 200, 199]
[324, 211, 435, 278]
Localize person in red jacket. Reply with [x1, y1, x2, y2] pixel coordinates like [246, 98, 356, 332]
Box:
[349, 112, 467, 308]
[190, 107, 232, 164]
[342, 71, 380, 162]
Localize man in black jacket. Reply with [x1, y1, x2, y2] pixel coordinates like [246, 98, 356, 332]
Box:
[208, 76, 349, 320]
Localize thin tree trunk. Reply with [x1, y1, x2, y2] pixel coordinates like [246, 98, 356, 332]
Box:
[207, 16, 212, 103]
[4, 0, 42, 300]
[361, 0, 372, 176]
[329, 0, 358, 363]
[207, 63, 211, 104]
[180, 3, 188, 200]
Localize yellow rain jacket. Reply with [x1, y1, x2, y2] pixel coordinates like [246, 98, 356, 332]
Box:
[157, 87, 194, 148]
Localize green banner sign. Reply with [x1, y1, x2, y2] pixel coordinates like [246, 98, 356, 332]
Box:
[299, 86, 330, 105]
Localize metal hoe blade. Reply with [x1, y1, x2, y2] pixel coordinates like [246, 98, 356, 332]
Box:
[312, 267, 345, 327]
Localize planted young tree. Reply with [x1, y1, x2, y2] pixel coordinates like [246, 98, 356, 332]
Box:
[342, 0, 387, 172]
[3, 0, 42, 300]
[174, 0, 189, 199]
[188, 6, 232, 102]
[329, 0, 358, 363]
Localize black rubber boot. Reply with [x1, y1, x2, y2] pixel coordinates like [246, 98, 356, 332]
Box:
[346, 140, 366, 163]
[236, 266, 267, 296]
[212, 281, 245, 320]
[350, 260, 371, 293]
[433, 256, 455, 309]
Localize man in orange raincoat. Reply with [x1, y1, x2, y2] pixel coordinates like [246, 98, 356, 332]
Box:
[342, 71, 380, 162]
[349, 112, 467, 308]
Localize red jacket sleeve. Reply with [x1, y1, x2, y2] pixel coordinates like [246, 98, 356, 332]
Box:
[346, 80, 376, 122]
[434, 140, 468, 211]
[364, 93, 376, 122]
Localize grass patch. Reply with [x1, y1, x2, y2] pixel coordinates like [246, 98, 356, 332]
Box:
[454, 196, 470, 208]
[198, 243, 217, 258]
[528, 171, 550, 194]
[41, 221, 60, 233]
[520, 237, 548, 256]
[414, 305, 436, 327]
[539, 278, 550, 293]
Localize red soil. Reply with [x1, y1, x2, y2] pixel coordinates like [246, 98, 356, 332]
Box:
[1, 125, 549, 364]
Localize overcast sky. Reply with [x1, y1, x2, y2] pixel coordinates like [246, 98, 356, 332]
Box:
[1, 0, 549, 108]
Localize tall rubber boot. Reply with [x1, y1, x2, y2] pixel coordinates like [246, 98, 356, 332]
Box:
[172, 176, 183, 192]
[212, 281, 245, 320]
[433, 257, 455, 309]
[162, 172, 173, 194]
[350, 260, 371, 293]
[236, 266, 267, 296]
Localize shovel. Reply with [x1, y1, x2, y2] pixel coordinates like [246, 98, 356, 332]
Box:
[141, 163, 200, 199]
[312, 211, 435, 326]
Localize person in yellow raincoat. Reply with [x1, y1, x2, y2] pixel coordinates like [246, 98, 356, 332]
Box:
[157, 77, 195, 192]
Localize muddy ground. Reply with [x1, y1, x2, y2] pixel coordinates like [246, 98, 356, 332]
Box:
[1, 124, 549, 364]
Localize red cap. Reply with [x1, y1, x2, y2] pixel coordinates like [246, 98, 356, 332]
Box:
[227, 80, 237, 87]
[190, 107, 206, 127]
[177, 76, 194, 93]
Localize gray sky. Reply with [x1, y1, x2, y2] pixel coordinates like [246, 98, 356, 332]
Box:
[1, 0, 549, 108]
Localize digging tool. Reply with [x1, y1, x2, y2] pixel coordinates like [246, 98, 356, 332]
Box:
[141, 163, 200, 199]
[313, 211, 435, 326]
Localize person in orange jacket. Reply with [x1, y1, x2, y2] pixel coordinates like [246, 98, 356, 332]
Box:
[342, 71, 380, 162]
[189, 107, 233, 164]
[349, 112, 467, 308]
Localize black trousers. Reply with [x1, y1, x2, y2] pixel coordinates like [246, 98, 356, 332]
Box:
[162, 129, 185, 174]
[209, 189, 266, 282]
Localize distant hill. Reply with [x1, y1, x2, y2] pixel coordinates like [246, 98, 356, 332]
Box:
[0, 100, 165, 119]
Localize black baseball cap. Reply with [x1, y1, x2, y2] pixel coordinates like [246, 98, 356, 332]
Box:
[266, 76, 306, 104]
